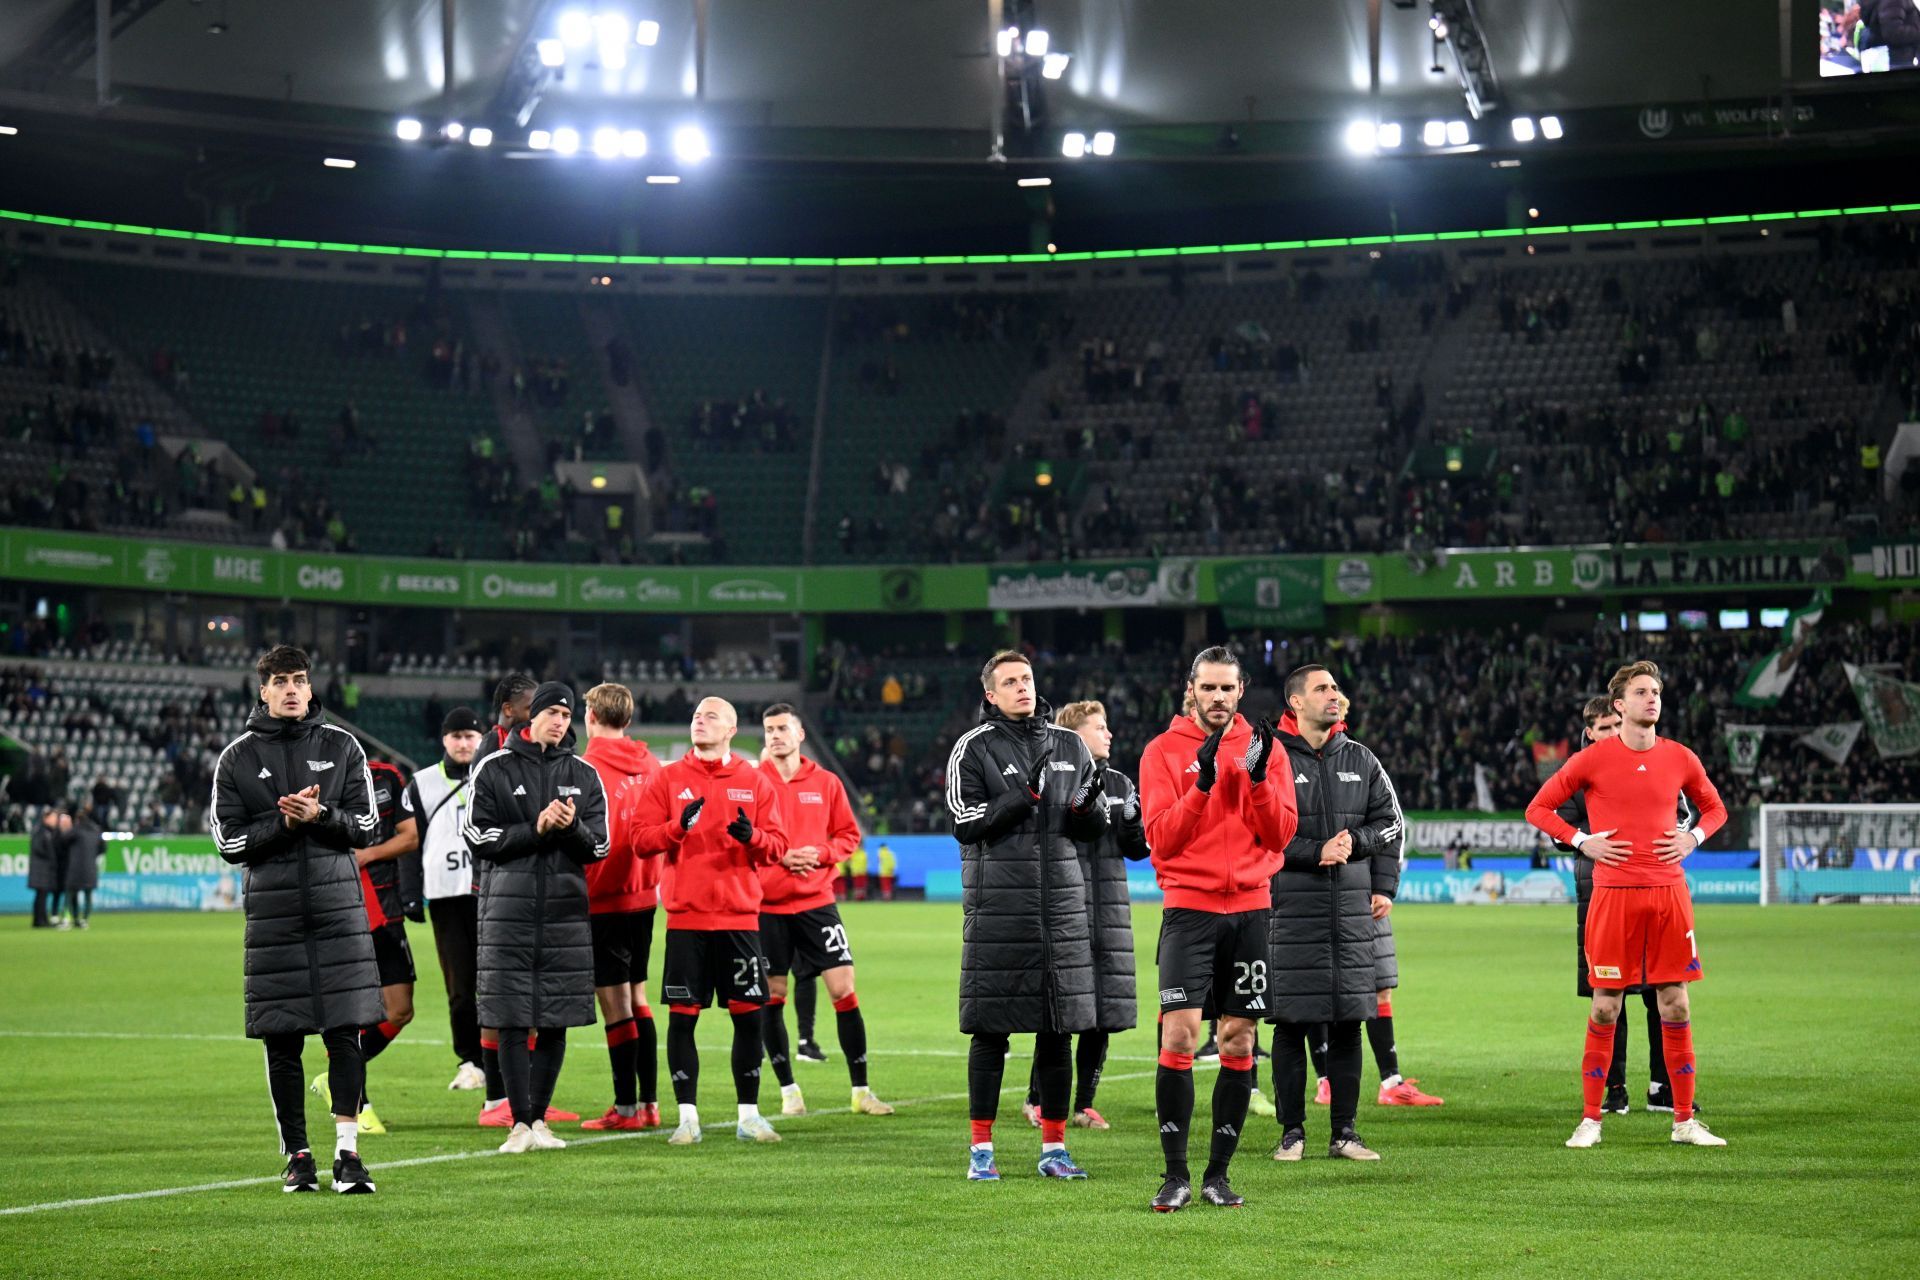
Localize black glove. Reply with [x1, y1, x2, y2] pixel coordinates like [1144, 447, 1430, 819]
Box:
[726, 806, 754, 845]
[1244, 718, 1275, 784]
[1195, 725, 1224, 793]
[403, 899, 426, 925]
[1025, 749, 1052, 797]
[1071, 759, 1107, 811]
[678, 797, 706, 831]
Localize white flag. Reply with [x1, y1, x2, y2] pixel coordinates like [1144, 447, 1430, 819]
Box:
[1735, 590, 1827, 707]
[1722, 724, 1766, 775]
[1472, 763, 1496, 813]
[1794, 722, 1863, 766]
[1846, 663, 1920, 759]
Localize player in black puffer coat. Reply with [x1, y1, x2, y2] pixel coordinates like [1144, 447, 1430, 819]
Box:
[1266, 664, 1403, 1161]
[463, 681, 610, 1148]
[210, 645, 382, 1192]
[1023, 699, 1149, 1130]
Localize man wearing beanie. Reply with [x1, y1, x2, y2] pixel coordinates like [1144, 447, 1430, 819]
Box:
[463, 682, 611, 1153]
[402, 707, 491, 1091]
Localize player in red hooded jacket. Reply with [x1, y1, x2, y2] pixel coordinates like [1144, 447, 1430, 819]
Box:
[631, 696, 789, 1146]
[755, 703, 893, 1120]
[575, 683, 666, 1133]
[1136, 645, 1297, 1212]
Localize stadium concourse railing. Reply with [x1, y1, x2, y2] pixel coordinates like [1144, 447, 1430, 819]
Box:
[4, 204, 1918, 303]
[4, 526, 1915, 617]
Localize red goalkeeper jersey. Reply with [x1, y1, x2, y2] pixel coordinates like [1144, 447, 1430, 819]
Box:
[1526, 735, 1728, 888]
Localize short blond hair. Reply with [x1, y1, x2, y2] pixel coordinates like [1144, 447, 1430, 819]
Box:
[585, 682, 634, 730]
[1055, 700, 1106, 730]
[1608, 660, 1663, 711]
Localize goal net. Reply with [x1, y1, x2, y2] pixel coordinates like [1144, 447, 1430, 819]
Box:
[1758, 804, 1920, 905]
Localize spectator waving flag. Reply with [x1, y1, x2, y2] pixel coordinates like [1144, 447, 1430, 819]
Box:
[1735, 589, 1829, 707]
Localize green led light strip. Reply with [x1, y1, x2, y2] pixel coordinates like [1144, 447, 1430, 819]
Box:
[2, 203, 1915, 269]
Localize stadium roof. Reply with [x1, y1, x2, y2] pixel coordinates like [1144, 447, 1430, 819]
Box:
[0, 2, 1910, 256]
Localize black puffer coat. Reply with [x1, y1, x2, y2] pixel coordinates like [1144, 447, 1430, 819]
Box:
[947, 699, 1108, 1035]
[1080, 769, 1150, 1031]
[212, 703, 384, 1037]
[1267, 716, 1403, 1025]
[27, 819, 65, 891]
[465, 727, 610, 1029]
[63, 814, 102, 891]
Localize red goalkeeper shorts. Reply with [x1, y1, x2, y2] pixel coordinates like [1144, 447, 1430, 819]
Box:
[1584, 884, 1702, 988]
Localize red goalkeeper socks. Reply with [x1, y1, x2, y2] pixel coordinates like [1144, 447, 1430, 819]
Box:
[1581, 1020, 1616, 1121]
[1661, 1021, 1697, 1122]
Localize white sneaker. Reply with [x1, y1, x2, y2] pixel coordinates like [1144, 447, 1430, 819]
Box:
[1565, 1117, 1604, 1149]
[498, 1123, 536, 1154]
[735, 1114, 782, 1143]
[1670, 1118, 1727, 1147]
[529, 1119, 567, 1150]
[448, 1061, 486, 1091]
[667, 1118, 703, 1146]
[851, 1087, 895, 1116]
[781, 1086, 807, 1117]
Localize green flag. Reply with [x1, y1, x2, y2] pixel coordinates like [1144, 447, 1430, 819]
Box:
[1735, 589, 1828, 707]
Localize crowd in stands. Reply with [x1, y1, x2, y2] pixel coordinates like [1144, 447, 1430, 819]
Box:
[689, 391, 801, 452]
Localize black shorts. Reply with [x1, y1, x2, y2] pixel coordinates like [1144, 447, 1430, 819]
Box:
[591, 907, 657, 988]
[371, 921, 416, 987]
[761, 905, 854, 979]
[1156, 907, 1269, 1020]
[661, 929, 768, 1009]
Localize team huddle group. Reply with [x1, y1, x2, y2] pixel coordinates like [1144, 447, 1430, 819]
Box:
[210, 640, 1729, 1209]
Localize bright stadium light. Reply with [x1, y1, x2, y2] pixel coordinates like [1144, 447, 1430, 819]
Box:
[592, 126, 621, 158]
[1091, 130, 1115, 156]
[552, 126, 581, 155]
[645, 174, 680, 184]
[528, 129, 553, 150]
[620, 128, 648, 157]
[1445, 119, 1470, 146]
[444, 121, 465, 141]
[636, 19, 660, 45]
[1510, 116, 1536, 143]
[596, 13, 630, 68]
[1539, 114, 1564, 139]
[1041, 52, 1070, 79]
[537, 38, 566, 67]
[558, 9, 593, 47]
[322, 157, 356, 169]
[469, 127, 494, 147]
[1422, 119, 1447, 147]
[1024, 29, 1050, 57]
[672, 124, 710, 162]
[996, 26, 1018, 57]
[1061, 131, 1086, 158]
[1344, 120, 1378, 154]
[1016, 176, 1052, 187]
[1376, 121, 1403, 149]
[396, 117, 423, 141]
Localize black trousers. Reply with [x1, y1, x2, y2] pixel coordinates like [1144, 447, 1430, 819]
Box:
[262, 1026, 363, 1155]
[428, 895, 482, 1066]
[1274, 1019, 1363, 1135]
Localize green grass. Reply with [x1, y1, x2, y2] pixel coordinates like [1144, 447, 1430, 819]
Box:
[2, 906, 1917, 1277]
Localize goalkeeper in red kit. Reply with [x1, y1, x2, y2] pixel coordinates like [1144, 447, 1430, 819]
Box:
[1526, 660, 1730, 1149]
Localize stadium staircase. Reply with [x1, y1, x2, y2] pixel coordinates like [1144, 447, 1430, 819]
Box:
[458, 294, 548, 481]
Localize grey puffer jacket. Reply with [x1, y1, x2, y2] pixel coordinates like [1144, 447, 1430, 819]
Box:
[1266, 716, 1403, 1025]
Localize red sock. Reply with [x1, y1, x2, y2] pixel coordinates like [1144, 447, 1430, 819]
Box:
[1661, 1021, 1697, 1122]
[832, 993, 859, 1013]
[1377, 993, 1393, 1018]
[1581, 1020, 1615, 1120]
[970, 1119, 994, 1145]
[1039, 1118, 1066, 1145]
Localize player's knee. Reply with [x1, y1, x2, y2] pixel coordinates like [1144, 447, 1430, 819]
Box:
[768, 974, 789, 1000]
[1160, 1020, 1200, 1054]
[1589, 1000, 1622, 1026]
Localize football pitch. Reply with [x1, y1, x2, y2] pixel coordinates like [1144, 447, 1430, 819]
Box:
[2, 904, 1916, 1278]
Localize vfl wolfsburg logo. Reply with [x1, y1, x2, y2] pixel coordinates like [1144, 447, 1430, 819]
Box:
[1570, 552, 1605, 592]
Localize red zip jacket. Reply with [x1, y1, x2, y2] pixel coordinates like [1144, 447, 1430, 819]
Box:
[583, 734, 665, 914]
[631, 750, 788, 930]
[1140, 712, 1298, 913]
[757, 756, 861, 914]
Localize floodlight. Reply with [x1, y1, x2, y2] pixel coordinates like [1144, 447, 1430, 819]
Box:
[672, 124, 710, 162]
[1091, 130, 1115, 156]
[1061, 132, 1086, 158]
[396, 117, 424, 141]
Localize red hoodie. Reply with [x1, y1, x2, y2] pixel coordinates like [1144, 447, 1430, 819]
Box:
[631, 750, 788, 931]
[1139, 712, 1298, 913]
[757, 756, 861, 914]
[582, 734, 665, 914]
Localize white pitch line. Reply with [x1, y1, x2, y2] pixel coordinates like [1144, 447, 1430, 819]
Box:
[0, 1066, 1182, 1217]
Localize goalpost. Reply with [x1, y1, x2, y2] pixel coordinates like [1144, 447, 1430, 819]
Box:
[1757, 804, 1920, 905]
